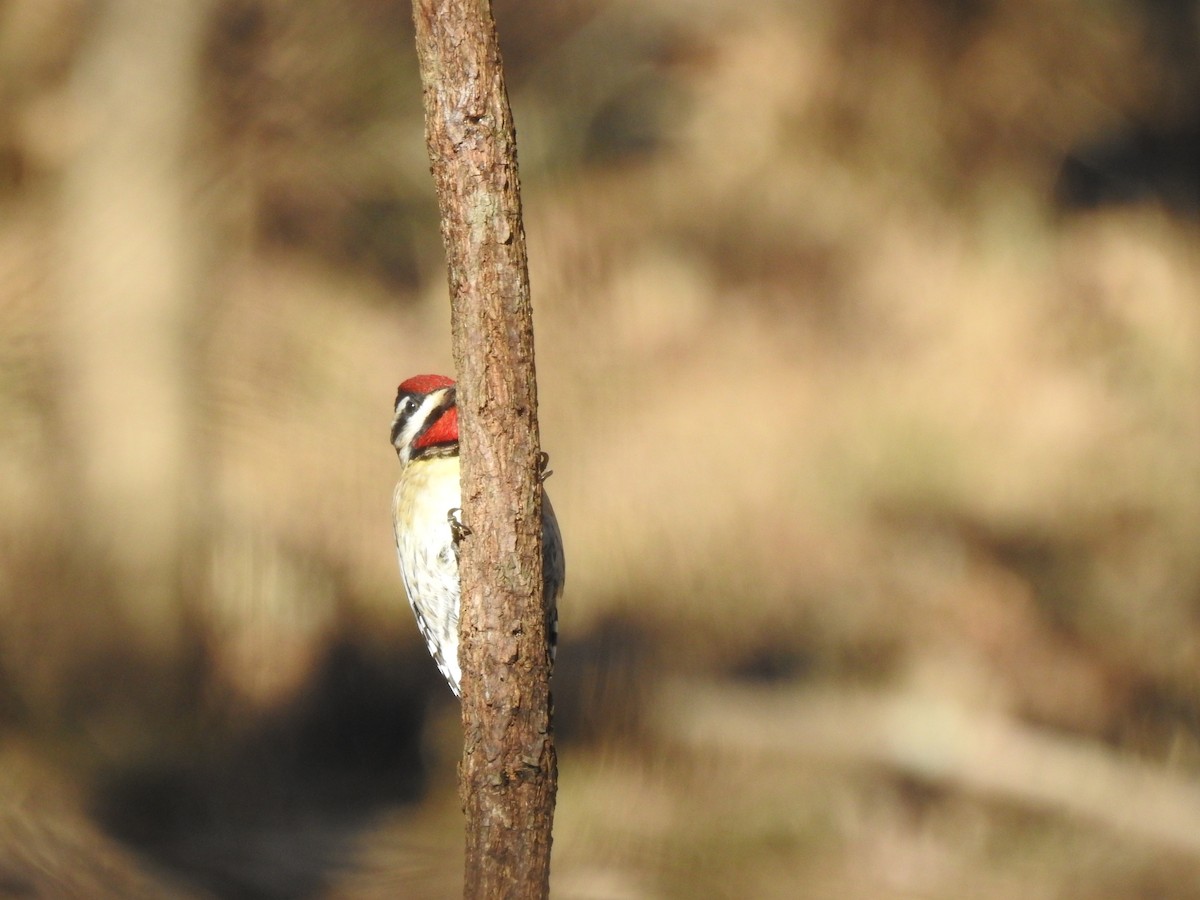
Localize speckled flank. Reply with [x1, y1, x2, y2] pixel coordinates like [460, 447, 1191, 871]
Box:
[393, 451, 564, 697]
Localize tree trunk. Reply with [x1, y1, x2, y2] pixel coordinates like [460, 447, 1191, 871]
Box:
[410, 1, 556, 898]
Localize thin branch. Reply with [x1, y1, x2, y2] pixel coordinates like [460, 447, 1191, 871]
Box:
[657, 681, 1200, 857]
[410, 0, 556, 897]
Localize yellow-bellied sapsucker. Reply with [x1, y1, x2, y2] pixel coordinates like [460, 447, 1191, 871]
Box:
[390, 374, 563, 696]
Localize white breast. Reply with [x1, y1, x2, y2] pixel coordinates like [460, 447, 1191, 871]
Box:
[393, 455, 464, 692]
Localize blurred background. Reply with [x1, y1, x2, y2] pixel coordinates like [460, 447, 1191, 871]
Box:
[3, 0, 1200, 896]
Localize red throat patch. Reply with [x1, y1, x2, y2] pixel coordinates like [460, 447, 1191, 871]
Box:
[413, 402, 458, 448]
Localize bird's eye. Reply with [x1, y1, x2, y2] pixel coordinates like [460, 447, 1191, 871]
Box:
[401, 397, 418, 417]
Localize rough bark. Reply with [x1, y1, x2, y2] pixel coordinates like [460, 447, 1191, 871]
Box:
[410, 1, 556, 898]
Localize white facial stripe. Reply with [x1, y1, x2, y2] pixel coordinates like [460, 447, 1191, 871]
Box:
[392, 389, 450, 464]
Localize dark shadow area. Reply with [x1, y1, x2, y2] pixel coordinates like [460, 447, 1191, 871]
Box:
[1057, 0, 1200, 213]
[90, 639, 438, 900]
[1056, 120, 1200, 215]
[552, 616, 654, 745]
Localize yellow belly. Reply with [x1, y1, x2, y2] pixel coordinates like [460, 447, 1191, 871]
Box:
[393, 455, 463, 690]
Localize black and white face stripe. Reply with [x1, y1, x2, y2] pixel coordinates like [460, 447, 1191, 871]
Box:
[391, 386, 456, 464]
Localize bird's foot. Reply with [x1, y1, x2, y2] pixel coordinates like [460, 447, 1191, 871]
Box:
[448, 507, 472, 544]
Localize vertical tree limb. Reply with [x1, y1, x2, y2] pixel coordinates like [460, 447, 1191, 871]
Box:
[57, 0, 212, 661]
[410, 1, 555, 897]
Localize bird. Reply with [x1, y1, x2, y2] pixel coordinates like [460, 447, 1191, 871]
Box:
[390, 374, 564, 696]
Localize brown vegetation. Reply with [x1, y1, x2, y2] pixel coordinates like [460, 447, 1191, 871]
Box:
[2, 0, 1200, 897]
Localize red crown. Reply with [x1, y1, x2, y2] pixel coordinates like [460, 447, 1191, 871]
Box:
[398, 373, 455, 394]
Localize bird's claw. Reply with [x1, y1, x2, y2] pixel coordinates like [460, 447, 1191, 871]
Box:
[537, 451, 553, 484]
[448, 507, 472, 544]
